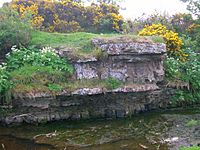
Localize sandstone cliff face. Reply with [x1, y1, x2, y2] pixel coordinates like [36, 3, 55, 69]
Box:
[0, 36, 173, 125]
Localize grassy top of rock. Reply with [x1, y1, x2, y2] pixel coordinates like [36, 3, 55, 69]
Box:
[92, 35, 164, 45]
[31, 31, 164, 51]
[31, 31, 164, 60]
[31, 31, 116, 51]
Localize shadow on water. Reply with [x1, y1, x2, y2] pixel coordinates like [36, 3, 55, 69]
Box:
[0, 135, 55, 150]
[0, 107, 200, 150]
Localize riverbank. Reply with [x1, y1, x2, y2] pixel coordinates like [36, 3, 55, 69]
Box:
[0, 108, 200, 150]
[0, 34, 169, 125]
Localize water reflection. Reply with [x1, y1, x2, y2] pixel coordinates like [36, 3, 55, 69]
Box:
[0, 135, 55, 150]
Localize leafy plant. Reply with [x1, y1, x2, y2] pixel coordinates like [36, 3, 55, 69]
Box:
[105, 77, 121, 90]
[0, 68, 12, 103]
[165, 50, 200, 105]
[0, 6, 32, 55]
[10, 0, 124, 33]
[6, 46, 74, 74]
[180, 146, 200, 150]
[0, 46, 73, 98]
[0, 69, 11, 95]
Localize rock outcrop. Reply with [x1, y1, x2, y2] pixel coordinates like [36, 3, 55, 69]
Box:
[0, 36, 174, 125]
[72, 38, 166, 83]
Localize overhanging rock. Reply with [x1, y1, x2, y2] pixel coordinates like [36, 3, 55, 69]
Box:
[73, 37, 166, 83]
[0, 36, 173, 125]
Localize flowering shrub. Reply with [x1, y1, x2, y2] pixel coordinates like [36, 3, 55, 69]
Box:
[10, 0, 123, 33]
[122, 13, 194, 36]
[139, 24, 186, 60]
[165, 50, 200, 105]
[0, 46, 74, 101]
[11, 0, 44, 29]
[6, 46, 74, 74]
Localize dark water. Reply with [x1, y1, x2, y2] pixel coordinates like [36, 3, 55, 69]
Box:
[0, 135, 54, 150]
[0, 108, 200, 150]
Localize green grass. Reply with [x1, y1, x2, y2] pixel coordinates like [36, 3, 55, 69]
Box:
[10, 65, 123, 94]
[31, 31, 164, 60]
[31, 31, 164, 52]
[31, 31, 117, 52]
[11, 76, 123, 95]
[186, 119, 199, 127]
[10, 65, 68, 95]
[66, 78, 122, 91]
[180, 146, 200, 150]
[12, 72, 122, 95]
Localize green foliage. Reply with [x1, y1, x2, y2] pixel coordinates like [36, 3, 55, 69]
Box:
[10, 0, 124, 33]
[122, 12, 195, 36]
[188, 24, 200, 50]
[31, 31, 99, 51]
[0, 6, 32, 55]
[180, 0, 200, 19]
[10, 65, 67, 85]
[0, 68, 12, 103]
[6, 46, 74, 73]
[48, 84, 63, 92]
[164, 57, 181, 80]
[64, 78, 122, 92]
[10, 65, 66, 94]
[180, 146, 200, 150]
[105, 77, 121, 90]
[186, 119, 199, 127]
[165, 50, 200, 105]
[171, 13, 194, 35]
[31, 31, 120, 59]
[0, 46, 73, 100]
[0, 69, 11, 95]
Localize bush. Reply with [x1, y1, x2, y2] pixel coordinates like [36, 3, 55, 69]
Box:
[0, 7, 32, 55]
[0, 46, 74, 99]
[0, 66, 12, 103]
[10, 0, 124, 33]
[6, 46, 74, 73]
[165, 50, 200, 105]
[54, 20, 83, 33]
[122, 13, 194, 35]
[139, 24, 187, 60]
[188, 23, 200, 50]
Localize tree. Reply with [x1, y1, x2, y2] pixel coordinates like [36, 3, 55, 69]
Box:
[180, 0, 200, 19]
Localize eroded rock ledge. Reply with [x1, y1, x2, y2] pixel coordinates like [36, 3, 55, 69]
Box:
[0, 36, 174, 125]
[0, 87, 174, 125]
[71, 38, 166, 83]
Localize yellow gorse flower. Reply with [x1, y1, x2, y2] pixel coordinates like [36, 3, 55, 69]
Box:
[139, 24, 187, 61]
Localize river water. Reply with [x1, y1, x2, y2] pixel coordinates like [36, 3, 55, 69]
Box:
[0, 108, 200, 150]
